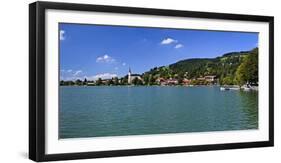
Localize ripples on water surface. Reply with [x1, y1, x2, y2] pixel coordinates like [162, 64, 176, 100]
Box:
[59, 86, 258, 139]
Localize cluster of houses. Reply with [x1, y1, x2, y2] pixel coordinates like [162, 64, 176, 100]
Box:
[128, 68, 217, 86]
[84, 68, 218, 86]
[155, 75, 217, 86]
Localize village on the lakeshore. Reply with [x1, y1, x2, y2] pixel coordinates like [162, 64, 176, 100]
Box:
[60, 48, 258, 91]
[60, 67, 257, 91]
[61, 68, 217, 86]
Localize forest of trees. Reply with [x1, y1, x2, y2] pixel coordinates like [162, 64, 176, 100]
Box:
[60, 48, 258, 86]
[141, 48, 258, 86]
[234, 48, 258, 85]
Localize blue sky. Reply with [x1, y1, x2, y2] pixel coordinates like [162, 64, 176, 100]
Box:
[59, 23, 258, 81]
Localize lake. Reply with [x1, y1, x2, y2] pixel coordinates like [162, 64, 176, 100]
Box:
[59, 86, 258, 139]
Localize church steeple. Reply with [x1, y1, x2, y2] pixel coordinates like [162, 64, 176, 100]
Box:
[128, 67, 132, 84]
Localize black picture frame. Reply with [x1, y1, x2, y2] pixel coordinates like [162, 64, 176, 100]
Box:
[29, 1, 274, 162]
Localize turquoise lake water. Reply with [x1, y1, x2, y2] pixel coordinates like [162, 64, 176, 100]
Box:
[59, 86, 258, 139]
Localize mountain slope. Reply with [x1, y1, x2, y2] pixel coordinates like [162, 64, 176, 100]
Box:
[142, 48, 258, 84]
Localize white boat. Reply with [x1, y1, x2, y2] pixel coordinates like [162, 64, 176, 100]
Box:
[242, 84, 251, 91]
[229, 87, 240, 90]
[220, 87, 230, 91]
[243, 87, 251, 91]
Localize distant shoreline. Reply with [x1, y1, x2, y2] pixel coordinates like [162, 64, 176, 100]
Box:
[60, 84, 258, 91]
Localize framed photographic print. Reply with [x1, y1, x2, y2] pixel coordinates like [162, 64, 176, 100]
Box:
[29, 1, 274, 162]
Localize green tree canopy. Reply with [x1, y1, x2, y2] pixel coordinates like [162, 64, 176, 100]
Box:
[235, 48, 258, 85]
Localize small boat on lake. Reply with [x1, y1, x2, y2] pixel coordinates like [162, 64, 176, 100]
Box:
[243, 87, 251, 91]
[220, 87, 230, 91]
[229, 87, 240, 90]
[220, 86, 240, 91]
[242, 83, 252, 91]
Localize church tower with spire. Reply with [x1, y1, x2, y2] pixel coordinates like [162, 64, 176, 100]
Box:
[128, 67, 132, 84]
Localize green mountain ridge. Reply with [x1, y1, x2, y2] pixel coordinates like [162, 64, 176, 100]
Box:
[142, 48, 258, 85]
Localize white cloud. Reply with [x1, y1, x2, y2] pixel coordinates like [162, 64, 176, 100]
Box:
[61, 71, 118, 81]
[122, 62, 126, 66]
[175, 44, 184, 49]
[96, 54, 115, 63]
[85, 73, 117, 80]
[61, 76, 82, 81]
[61, 69, 83, 80]
[161, 37, 177, 45]
[95, 73, 117, 79]
[60, 30, 65, 41]
[73, 70, 82, 76]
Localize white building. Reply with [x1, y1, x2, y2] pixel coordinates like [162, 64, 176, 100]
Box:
[128, 67, 143, 84]
[204, 75, 216, 82]
[128, 67, 132, 84]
